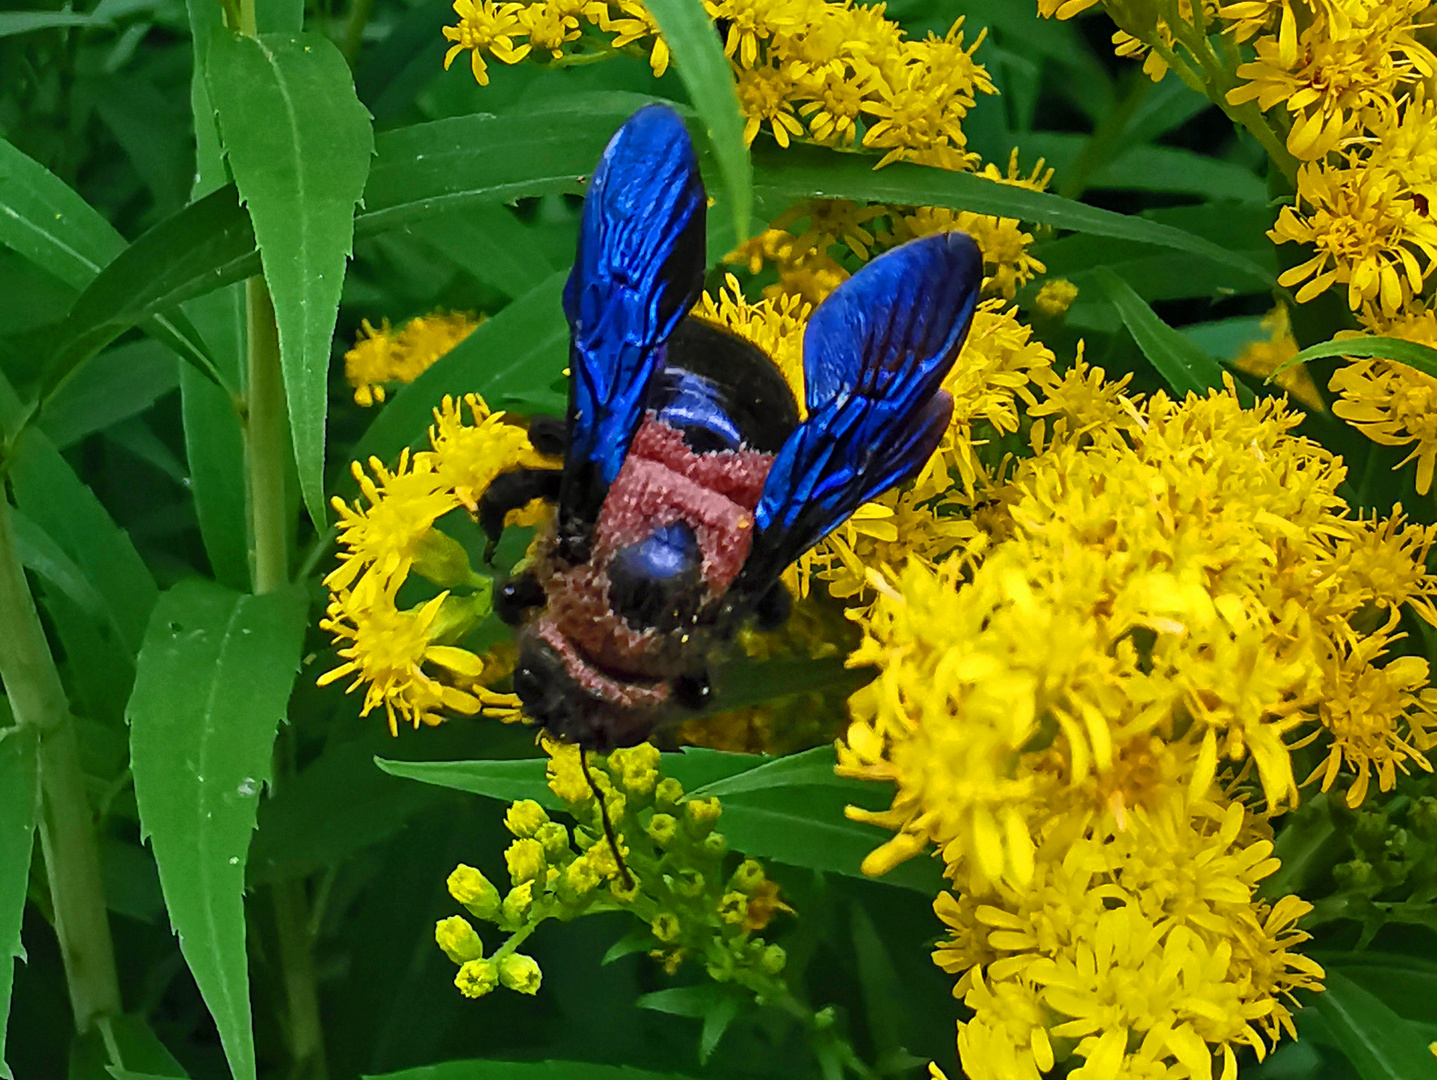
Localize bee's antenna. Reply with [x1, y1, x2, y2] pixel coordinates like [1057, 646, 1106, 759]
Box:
[579, 746, 634, 890]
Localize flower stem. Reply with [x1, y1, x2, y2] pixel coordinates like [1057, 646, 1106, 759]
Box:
[244, 276, 327, 1078]
[245, 278, 289, 596]
[0, 492, 121, 1032]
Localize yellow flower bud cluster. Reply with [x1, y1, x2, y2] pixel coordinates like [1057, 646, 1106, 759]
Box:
[318, 393, 558, 733]
[434, 739, 794, 1002]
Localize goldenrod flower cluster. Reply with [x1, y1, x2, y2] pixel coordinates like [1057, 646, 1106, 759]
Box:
[319, 394, 554, 733]
[1039, 0, 1437, 495]
[839, 368, 1437, 1080]
[443, 0, 991, 163]
[440, 0, 1055, 314]
[435, 740, 792, 998]
[344, 310, 479, 406]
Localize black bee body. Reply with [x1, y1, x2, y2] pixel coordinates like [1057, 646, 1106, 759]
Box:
[481, 104, 983, 750]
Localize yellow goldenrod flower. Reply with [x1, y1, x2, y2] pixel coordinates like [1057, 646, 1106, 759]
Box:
[442, 0, 530, 84]
[1272, 162, 1437, 317]
[1329, 309, 1437, 494]
[344, 311, 479, 406]
[504, 800, 550, 837]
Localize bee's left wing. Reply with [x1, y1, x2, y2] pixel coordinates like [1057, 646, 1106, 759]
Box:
[729, 232, 983, 606]
[558, 104, 707, 551]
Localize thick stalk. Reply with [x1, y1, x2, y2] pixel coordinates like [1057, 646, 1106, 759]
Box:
[0, 494, 120, 1030]
[244, 278, 327, 1078]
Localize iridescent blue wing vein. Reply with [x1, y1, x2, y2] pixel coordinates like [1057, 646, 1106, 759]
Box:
[558, 104, 706, 538]
[746, 231, 984, 580]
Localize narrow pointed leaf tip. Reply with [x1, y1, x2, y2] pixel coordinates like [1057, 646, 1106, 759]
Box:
[206, 31, 375, 528]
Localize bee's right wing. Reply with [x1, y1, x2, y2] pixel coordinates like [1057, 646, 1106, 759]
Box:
[731, 232, 983, 601]
[558, 104, 707, 550]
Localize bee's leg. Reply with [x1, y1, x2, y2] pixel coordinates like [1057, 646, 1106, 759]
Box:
[753, 580, 791, 631]
[495, 571, 546, 625]
[478, 468, 562, 562]
[526, 415, 566, 456]
[671, 668, 712, 711]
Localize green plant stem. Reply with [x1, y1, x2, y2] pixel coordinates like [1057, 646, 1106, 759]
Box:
[244, 277, 327, 1079]
[246, 278, 289, 596]
[0, 493, 121, 1032]
[341, 0, 373, 64]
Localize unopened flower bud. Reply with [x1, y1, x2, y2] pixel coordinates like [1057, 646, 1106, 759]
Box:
[536, 821, 571, 858]
[561, 854, 602, 899]
[455, 958, 499, 998]
[651, 912, 681, 943]
[505, 838, 546, 885]
[498, 953, 542, 995]
[701, 832, 728, 858]
[502, 880, 535, 924]
[647, 812, 678, 847]
[609, 743, 661, 797]
[760, 943, 787, 975]
[505, 799, 550, 838]
[685, 797, 722, 836]
[655, 777, 684, 808]
[434, 916, 484, 963]
[674, 868, 705, 897]
[719, 891, 748, 925]
[447, 864, 500, 920]
[1033, 278, 1078, 318]
[730, 859, 766, 894]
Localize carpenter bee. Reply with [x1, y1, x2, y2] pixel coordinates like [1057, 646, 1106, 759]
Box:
[480, 103, 982, 751]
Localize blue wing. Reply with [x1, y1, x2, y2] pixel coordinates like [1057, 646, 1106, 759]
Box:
[558, 104, 707, 544]
[743, 231, 983, 583]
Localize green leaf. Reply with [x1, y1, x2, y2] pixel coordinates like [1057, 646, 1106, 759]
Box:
[348, 271, 569, 469]
[751, 144, 1275, 286]
[0, 10, 99, 36]
[69, 1014, 188, 1080]
[636, 984, 743, 1063]
[375, 757, 562, 810]
[1316, 970, 1437, 1080]
[0, 727, 39, 1080]
[408, 205, 556, 300]
[1094, 267, 1250, 404]
[686, 745, 866, 799]
[1016, 132, 1265, 203]
[40, 186, 246, 404]
[0, 137, 216, 395]
[1273, 334, 1437, 382]
[248, 739, 448, 885]
[8, 427, 158, 656]
[206, 31, 374, 527]
[180, 0, 249, 593]
[364, 1062, 703, 1080]
[38, 340, 178, 449]
[127, 579, 307, 1080]
[8, 508, 109, 626]
[642, 0, 750, 242]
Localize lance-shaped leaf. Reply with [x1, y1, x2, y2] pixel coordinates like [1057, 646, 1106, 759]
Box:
[206, 30, 374, 526]
[1096, 268, 1252, 404]
[1318, 970, 1437, 1080]
[0, 727, 38, 1080]
[0, 136, 219, 396]
[128, 580, 307, 1080]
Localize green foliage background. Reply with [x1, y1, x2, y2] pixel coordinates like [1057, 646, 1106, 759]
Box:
[0, 0, 1434, 1078]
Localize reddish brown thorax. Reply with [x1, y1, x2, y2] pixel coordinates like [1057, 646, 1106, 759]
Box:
[529, 416, 775, 709]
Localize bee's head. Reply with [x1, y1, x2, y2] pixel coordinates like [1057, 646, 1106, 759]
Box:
[513, 634, 666, 751]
